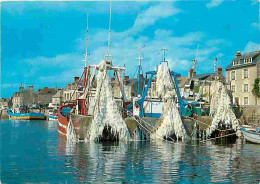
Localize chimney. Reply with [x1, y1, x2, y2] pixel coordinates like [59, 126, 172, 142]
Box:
[19, 86, 24, 92]
[217, 66, 223, 76]
[29, 85, 34, 91]
[188, 68, 195, 78]
[74, 76, 79, 83]
[66, 84, 69, 90]
[235, 51, 242, 58]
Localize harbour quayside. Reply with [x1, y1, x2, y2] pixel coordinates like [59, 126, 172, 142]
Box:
[57, 5, 244, 143]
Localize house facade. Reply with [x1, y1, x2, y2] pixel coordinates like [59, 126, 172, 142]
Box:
[225, 50, 260, 106]
[49, 90, 63, 108]
[177, 67, 225, 102]
[63, 77, 84, 103]
[12, 85, 37, 108]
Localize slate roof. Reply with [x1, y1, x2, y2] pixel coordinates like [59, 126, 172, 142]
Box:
[195, 73, 214, 80]
[52, 90, 63, 98]
[38, 87, 57, 94]
[177, 76, 189, 88]
[226, 50, 260, 70]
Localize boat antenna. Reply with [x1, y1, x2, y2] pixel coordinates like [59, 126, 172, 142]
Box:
[192, 43, 199, 70]
[161, 48, 168, 65]
[214, 57, 217, 72]
[82, 14, 89, 67]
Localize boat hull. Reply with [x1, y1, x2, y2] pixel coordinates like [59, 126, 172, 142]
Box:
[57, 105, 72, 137]
[48, 115, 59, 121]
[240, 127, 260, 144]
[7, 111, 46, 120]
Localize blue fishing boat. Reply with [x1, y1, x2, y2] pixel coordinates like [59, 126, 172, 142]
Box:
[48, 109, 58, 121]
[240, 126, 260, 144]
[7, 110, 46, 120]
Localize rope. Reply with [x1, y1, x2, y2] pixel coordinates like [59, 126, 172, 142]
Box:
[185, 116, 234, 132]
[200, 132, 237, 143]
[124, 106, 237, 144]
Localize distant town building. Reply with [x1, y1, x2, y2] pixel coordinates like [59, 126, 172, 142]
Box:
[49, 90, 63, 108]
[0, 98, 12, 109]
[178, 67, 225, 102]
[12, 92, 21, 108]
[226, 50, 260, 106]
[12, 84, 37, 108]
[37, 87, 57, 107]
[112, 75, 144, 99]
[63, 77, 84, 103]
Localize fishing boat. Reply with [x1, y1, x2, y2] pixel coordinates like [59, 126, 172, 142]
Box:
[48, 109, 58, 121]
[7, 109, 46, 120]
[57, 9, 132, 141]
[240, 126, 260, 144]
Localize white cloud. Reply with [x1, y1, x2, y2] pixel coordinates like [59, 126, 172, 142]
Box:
[243, 41, 260, 53]
[129, 2, 180, 34]
[19, 1, 228, 86]
[2, 1, 148, 16]
[206, 0, 224, 8]
[1, 83, 21, 88]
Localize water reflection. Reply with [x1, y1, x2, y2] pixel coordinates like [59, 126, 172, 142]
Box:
[57, 138, 260, 183]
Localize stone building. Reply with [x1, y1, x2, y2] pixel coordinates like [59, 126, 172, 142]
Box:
[177, 67, 225, 102]
[0, 98, 11, 109]
[112, 75, 144, 100]
[12, 84, 37, 108]
[63, 76, 84, 103]
[12, 92, 21, 108]
[49, 90, 63, 108]
[225, 50, 260, 106]
[37, 87, 57, 107]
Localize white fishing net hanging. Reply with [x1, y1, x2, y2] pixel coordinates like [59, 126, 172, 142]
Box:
[86, 60, 131, 141]
[152, 64, 188, 141]
[151, 96, 189, 141]
[156, 64, 174, 98]
[67, 116, 77, 143]
[207, 81, 239, 136]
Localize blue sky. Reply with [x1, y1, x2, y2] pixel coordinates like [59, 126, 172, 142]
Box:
[1, 0, 260, 98]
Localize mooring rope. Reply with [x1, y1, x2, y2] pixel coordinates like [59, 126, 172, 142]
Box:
[124, 108, 237, 144]
[200, 132, 237, 143]
[185, 116, 234, 132]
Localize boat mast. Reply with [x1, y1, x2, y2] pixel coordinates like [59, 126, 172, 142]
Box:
[83, 14, 89, 92]
[137, 45, 145, 96]
[85, 13, 89, 68]
[105, 1, 112, 64]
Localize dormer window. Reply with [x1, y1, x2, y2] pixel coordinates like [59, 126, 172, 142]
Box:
[244, 57, 252, 64]
[233, 60, 240, 66]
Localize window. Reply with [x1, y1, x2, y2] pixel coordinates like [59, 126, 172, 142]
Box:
[233, 60, 240, 66]
[244, 69, 248, 79]
[235, 97, 239, 105]
[244, 58, 252, 64]
[231, 71, 236, 80]
[231, 85, 235, 92]
[244, 84, 248, 92]
[244, 97, 249, 105]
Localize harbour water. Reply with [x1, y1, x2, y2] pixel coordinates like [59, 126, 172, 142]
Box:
[1, 120, 259, 183]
